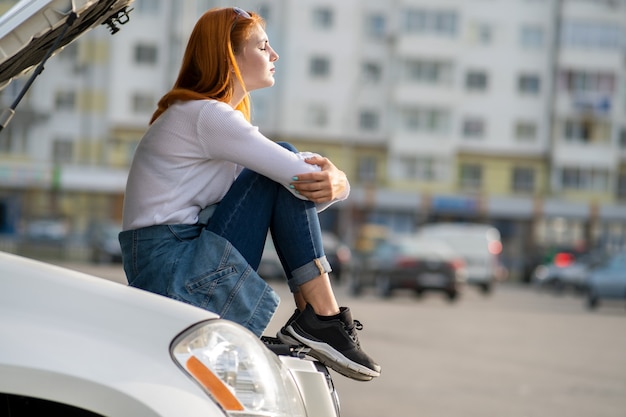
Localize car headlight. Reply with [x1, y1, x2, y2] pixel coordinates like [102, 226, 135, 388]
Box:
[171, 319, 306, 417]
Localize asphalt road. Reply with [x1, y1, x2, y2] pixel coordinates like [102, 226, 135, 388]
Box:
[60, 263, 626, 417]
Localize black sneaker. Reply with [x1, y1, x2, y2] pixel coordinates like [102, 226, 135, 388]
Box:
[277, 309, 301, 346]
[277, 304, 381, 381]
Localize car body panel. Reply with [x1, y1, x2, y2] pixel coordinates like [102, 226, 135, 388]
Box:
[587, 251, 626, 309]
[0, 251, 226, 417]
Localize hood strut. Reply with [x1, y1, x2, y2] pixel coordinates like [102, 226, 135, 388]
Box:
[0, 11, 78, 132]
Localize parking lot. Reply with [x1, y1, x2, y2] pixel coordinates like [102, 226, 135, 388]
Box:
[60, 262, 626, 417]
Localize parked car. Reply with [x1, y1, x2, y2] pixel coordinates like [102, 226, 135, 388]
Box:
[87, 221, 123, 264]
[258, 231, 351, 282]
[0, 250, 341, 416]
[257, 235, 284, 280]
[520, 245, 587, 284]
[416, 223, 504, 294]
[533, 249, 609, 294]
[23, 218, 70, 242]
[350, 235, 466, 300]
[321, 231, 352, 282]
[586, 251, 626, 310]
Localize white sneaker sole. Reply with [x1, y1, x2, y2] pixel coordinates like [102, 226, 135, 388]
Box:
[283, 325, 380, 381]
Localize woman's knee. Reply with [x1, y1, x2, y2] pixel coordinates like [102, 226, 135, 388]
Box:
[276, 141, 298, 153]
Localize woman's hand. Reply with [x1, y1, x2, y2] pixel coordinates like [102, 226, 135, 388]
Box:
[290, 156, 348, 203]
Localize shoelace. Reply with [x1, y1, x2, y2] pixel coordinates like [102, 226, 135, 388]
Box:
[345, 319, 364, 346]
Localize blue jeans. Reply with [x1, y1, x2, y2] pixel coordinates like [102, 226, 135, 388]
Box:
[119, 142, 331, 336]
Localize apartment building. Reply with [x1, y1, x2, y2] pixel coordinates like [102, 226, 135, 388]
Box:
[0, 0, 624, 273]
[235, 0, 626, 269]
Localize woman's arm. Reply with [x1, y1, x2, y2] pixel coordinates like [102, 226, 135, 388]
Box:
[198, 101, 349, 205]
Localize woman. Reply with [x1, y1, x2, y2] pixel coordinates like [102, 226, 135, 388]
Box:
[119, 7, 380, 381]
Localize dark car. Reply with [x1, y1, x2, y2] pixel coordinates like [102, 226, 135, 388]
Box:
[350, 235, 466, 300]
[87, 221, 123, 264]
[258, 231, 351, 282]
[321, 231, 352, 282]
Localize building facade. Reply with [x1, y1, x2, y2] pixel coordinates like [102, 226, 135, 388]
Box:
[0, 0, 624, 277]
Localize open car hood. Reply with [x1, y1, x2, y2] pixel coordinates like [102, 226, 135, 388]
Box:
[0, 0, 133, 89]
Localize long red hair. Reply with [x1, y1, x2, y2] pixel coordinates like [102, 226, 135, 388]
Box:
[150, 7, 264, 124]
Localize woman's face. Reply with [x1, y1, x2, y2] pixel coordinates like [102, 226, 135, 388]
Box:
[235, 24, 279, 92]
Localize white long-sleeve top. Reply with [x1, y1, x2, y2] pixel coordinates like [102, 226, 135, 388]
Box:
[122, 99, 349, 230]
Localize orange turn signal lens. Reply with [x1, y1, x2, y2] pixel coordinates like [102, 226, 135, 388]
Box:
[186, 356, 244, 411]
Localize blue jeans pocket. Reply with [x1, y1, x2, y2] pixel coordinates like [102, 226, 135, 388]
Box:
[169, 262, 279, 336]
[170, 265, 239, 310]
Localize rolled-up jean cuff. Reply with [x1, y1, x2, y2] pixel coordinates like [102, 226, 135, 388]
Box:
[287, 256, 332, 293]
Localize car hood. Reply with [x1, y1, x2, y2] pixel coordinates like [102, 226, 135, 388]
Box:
[0, 251, 218, 350]
[0, 251, 228, 416]
[0, 0, 133, 89]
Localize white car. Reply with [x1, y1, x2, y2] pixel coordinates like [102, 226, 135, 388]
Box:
[417, 222, 505, 294]
[0, 251, 340, 417]
[0, 1, 340, 416]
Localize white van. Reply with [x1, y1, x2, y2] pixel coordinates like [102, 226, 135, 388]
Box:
[417, 223, 503, 294]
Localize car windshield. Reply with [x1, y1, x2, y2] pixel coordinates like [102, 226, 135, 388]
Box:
[393, 237, 455, 259]
[434, 235, 488, 255]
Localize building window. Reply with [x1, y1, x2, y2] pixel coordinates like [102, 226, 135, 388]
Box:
[365, 13, 386, 38]
[357, 156, 377, 183]
[515, 121, 538, 142]
[358, 110, 379, 131]
[306, 104, 328, 127]
[309, 56, 330, 78]
[512, 167, 535, 192]
[468, 22, 493, 45]
[520, 25, 544, 49]
[558, 70, 615, 94]
[518, 74, 541, 95]
[400, 107, 450, 134]
[403, 8, 457, 36]
[404, 9, 427, 32]
[459, 163, 482, 190]
[54, 91, 76, 110]
[561, 21, 622, 50]
[561, 167, 609, 191]
[563, 119, 610, 144]
[362, 62, 382, 83]
[564, 119, 589, 142]
[134, 44, 158, 64]
[462, 118, 485, 138]
[402, 59, 453, 85]
[132, 93, 155, 114]
[466, 70, 488, 91]
[397, 156, 446, 181]
[312, 7, 333, 29]
[52, 139, 73, 164]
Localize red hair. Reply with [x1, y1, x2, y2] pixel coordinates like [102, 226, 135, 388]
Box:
[150, 7, 264, 124]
